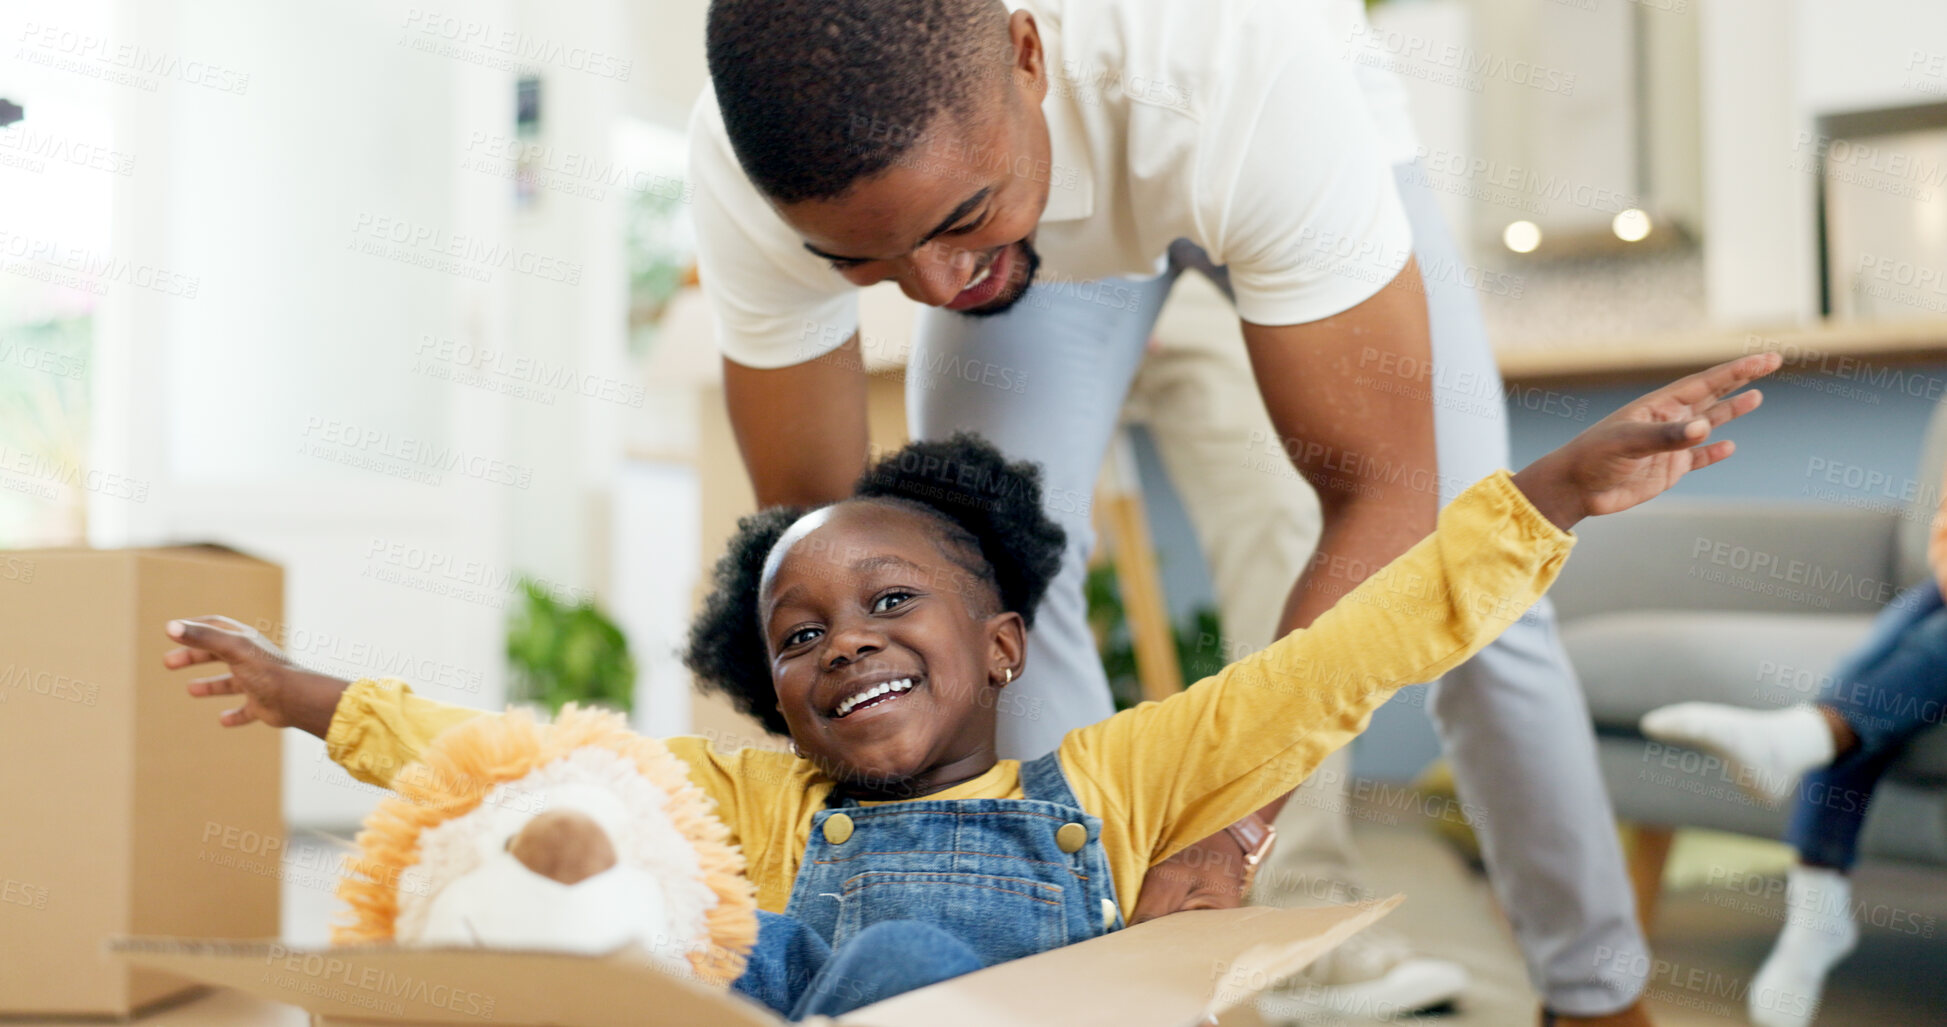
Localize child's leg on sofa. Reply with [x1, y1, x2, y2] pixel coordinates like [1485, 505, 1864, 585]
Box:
[1641, 580, 1947, 802]
[1747, 583, 1947, 1027]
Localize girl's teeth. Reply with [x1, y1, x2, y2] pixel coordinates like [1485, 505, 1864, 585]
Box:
[836, 678, 915, 718]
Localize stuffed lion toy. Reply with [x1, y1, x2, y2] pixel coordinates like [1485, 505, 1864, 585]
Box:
[331, 704, 758, 987]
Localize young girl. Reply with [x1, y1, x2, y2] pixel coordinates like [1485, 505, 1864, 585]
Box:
[162, 355, 1777, 1020]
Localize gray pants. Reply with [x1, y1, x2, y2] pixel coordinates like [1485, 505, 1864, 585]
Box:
[906, 164, 1649, 1016]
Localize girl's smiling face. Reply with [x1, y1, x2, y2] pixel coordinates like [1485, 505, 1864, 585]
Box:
[759, 501, 1025, 798]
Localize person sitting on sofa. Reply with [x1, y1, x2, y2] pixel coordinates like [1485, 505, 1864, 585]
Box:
[1641, 457, 1947, 1027]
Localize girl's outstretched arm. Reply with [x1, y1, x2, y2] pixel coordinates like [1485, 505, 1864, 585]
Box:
[1060, 353, 1781, 877]
[162, 617, 483, 788]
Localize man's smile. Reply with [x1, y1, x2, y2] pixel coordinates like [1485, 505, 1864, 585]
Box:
[945, 242, 1020, 312]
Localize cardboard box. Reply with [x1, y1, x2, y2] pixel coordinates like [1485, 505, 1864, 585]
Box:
[111, 898, 1397, 1027]
[0, 546, 283, 1017]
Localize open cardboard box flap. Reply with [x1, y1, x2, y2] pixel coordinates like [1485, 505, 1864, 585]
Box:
[113, 897, 1398, 1027]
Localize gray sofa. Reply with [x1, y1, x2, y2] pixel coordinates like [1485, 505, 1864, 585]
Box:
[1551, 406, 1947, 876]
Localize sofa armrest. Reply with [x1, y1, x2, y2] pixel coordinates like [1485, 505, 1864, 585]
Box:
[1551, 501, 1901, 623]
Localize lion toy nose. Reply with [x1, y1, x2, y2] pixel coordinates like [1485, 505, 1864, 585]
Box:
[506, 809, 619, 885]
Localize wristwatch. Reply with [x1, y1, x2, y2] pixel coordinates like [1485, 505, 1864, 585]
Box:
[1224, 813, 1278, 894]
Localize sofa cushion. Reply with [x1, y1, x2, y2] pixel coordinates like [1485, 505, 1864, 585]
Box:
[1564, 610, 1947, 783]
[1566, 610, 1872, 721]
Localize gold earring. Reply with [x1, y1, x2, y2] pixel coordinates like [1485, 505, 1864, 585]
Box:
[1003, 668, 1013, 684]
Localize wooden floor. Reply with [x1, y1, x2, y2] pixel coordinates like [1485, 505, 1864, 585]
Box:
[1230, 812, 1947, 1026]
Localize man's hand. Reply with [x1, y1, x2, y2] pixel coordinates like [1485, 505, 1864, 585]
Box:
[1511, 353, 1781, 532]
[1129, 832, 1249, 925]
[162, 615, 350, 738]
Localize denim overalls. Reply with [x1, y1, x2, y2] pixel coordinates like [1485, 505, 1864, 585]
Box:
[734, 752, 1126, 1019]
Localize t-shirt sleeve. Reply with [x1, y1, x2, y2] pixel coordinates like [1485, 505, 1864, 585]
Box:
[1057, 471, 1573, 866]
[687, 90, 861, 369]
[1197, 28, 1414, 328]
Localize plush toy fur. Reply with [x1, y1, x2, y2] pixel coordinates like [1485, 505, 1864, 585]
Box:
[332, 704, 758, 986]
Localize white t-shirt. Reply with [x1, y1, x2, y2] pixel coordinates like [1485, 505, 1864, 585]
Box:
[690, 0, 1417, 370]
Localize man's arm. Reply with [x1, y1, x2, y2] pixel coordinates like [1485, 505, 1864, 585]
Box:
[1242, 257, 1439, 636]
[722, 332, 872, 507]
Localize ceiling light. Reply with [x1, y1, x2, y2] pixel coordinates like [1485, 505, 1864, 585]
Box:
[1502, 221, 1541, 254]
[1612, 209, 1652, 242]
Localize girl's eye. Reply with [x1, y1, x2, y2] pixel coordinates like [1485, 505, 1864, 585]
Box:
[827, 259, 866, 273]
[872, 591, 914, 614]
[783, 626, 823, 649]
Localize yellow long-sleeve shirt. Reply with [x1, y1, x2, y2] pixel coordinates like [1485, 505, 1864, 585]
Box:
[324, 470, 1572, 916]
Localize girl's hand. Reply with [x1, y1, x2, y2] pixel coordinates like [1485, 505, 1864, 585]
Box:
[1512, 353, 1781, 531]
[163, 615, 351, 739]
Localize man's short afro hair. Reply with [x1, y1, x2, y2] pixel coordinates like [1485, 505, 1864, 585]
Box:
[683, 432, 1066, 737]
[706, 0, 1013, 204]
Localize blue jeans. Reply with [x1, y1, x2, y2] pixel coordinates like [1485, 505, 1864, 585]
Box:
[734, 911, 982, 1020]
[1789, 578, 1947, 868]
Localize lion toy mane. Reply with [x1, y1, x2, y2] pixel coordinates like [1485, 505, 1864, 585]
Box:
[331, 704, 758, 986]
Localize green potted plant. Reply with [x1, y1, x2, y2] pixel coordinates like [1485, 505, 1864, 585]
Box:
[505, 578, 637, 715]
[1084, 561, 1225, 710]
[624, 184, 693, 356]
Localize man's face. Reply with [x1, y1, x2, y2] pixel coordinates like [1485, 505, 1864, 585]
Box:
[774, 12, 1052, 316]
[760, 502, 1020, 794]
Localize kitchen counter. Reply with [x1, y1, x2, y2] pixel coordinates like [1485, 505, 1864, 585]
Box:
[1496, 318, 1947, 388]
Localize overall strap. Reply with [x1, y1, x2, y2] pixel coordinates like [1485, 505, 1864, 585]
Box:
[1017, 750, 1081, 807]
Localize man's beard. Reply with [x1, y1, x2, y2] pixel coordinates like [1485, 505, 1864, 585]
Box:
[955, 239, 1042, 319]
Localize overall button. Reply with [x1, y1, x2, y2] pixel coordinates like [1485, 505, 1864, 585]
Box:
[823, 813, 855, 845]
[1056, 822, 1087, 853]
[1101, 898, 1118, 930]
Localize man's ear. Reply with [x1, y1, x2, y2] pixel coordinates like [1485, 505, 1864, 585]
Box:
[1006, 11, 1047, 101]
[985, 610, 1027, 686]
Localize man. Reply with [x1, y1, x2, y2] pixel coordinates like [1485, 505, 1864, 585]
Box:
[689, 1, 1653, 1022]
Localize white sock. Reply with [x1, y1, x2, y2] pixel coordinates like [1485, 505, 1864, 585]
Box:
[1747, 865, 1858, 1027]
[1639, 702, 1837, 801]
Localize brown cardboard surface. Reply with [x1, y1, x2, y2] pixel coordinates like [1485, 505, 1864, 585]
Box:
[842, 898, 1402, 1027]
[129, 549, 285, 1007]
[112, 897, 1397, 1027]
[0, 547, 283, 1016]
[110, 938, 783, 1027]
[2, 551, 135, 1014]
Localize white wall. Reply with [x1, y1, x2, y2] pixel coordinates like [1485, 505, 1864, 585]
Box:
[1697, 0, 1815, 326]
[1700, 0, 1947, 326]
[1797, 1, 1947, 113]
[83, 0, 665, 828]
